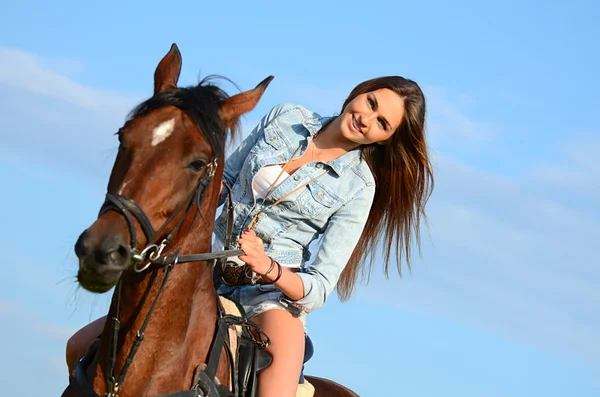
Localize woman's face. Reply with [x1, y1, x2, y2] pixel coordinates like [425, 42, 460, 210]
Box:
[338, 88, 405, 147]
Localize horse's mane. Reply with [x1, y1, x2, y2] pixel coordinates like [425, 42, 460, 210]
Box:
[128, 75, 239, 157]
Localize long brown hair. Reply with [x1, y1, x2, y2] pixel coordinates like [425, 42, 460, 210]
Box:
[337, 76, 434, 300]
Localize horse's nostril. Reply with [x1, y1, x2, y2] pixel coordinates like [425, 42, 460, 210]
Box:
[106, 244, 130, 264]
[117, 244, 129, 259]
[92, 238, 131, 267]
[94, 248, 108, 265]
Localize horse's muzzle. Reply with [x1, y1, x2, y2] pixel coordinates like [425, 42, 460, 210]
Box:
[75, 229, 131, 293]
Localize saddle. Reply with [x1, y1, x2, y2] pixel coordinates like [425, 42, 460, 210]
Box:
[219, 296, 315, 397]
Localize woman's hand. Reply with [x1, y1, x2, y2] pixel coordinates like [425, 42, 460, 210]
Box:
[238, 229, 272, 275]
[239, 229, 305, 300]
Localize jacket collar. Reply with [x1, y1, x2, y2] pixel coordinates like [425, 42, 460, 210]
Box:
[301, 115, 363, 176]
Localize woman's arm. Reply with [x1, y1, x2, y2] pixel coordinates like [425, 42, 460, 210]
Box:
[294, 184, 375, 310]
[238, 184, 375, 309]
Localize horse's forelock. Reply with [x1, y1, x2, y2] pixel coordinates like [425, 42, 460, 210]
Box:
[127, 76, 235, 157]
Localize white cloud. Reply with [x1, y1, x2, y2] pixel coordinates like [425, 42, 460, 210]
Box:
[0, 47, 137, 113]
[529, 134, 600, 200]
[0, 298, 78, 343]
[356, 141, 600, 362]
[0, 48, 140, 180]
[0, 47, 275, 180]
[0, 300, 23, 316]
[425, 85, 492, 141]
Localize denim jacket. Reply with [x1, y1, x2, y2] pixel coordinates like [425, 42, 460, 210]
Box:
[214, 103, 375, 311]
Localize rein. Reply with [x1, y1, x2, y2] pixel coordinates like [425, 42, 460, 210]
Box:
[74, 157, 264, 397]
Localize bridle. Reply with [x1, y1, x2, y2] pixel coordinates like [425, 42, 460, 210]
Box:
[100, 158, 241, 271]
[74, 154, 267, 397]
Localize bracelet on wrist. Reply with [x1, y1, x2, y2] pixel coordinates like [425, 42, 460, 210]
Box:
[262, 257, 276, 278]
[271, 262, 283, 283]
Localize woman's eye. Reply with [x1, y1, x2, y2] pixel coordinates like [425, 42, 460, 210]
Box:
[188, 159, 206, 172]
[367, 98, 374, 108]
[379, 119, 387, 130]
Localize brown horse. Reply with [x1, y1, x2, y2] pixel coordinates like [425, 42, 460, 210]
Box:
[62, 44, 360, 397]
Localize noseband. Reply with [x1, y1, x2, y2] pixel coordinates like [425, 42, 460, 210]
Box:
[74, 157, 261, 397]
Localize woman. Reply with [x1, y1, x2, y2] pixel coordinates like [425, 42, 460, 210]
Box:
[66, 76, 434, 397]
[212, 76, 433, 396]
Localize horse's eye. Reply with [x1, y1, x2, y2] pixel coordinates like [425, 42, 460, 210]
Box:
[116, 128, 124, 143]
[188, 159, 206, 172]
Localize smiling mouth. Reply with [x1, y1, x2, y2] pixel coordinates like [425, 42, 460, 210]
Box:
[351, 115, 361, 134]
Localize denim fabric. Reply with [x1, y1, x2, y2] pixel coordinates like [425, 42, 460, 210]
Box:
[214, 103, 375, 311]
[217, 283, 307, 326]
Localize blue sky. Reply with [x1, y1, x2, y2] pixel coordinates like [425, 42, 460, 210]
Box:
[1, 1, 599, 396]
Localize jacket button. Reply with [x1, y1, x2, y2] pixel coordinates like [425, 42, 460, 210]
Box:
[270, 136, 276, 141]
[317, 191, 324, 198]
[316, 163, 323, 168]
[294, 175, 301, 181]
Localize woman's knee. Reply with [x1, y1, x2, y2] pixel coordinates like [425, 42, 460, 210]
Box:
[66, 334, 83, 372]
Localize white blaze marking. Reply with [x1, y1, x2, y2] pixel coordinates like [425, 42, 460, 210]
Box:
[151, 118, 175, 146]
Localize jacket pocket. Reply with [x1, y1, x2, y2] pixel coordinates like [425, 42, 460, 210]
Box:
[262, 125, 285, 150]
[297, 181, 338, 218]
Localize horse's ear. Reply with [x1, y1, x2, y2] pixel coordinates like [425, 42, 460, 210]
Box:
[154, 43, 182, 94]
[219, 76, 274, 130]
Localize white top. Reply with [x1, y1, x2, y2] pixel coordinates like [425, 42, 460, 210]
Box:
[252, 164, 289, 199]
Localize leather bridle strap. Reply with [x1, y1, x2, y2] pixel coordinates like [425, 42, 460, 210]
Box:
[100, 194, 155, 250]
[109, 260, 177, 395]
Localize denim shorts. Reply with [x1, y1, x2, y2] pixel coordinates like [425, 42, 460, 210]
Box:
[217, 283, 307, 326]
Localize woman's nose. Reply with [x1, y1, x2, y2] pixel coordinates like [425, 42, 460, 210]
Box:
[363, 112, 377, 126]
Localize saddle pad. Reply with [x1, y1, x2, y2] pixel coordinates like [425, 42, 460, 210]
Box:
[218, 296, 314, 397]
[296, 380, 315, 397]
[219, 296, 243, 364]
[218, 296, 242, 391]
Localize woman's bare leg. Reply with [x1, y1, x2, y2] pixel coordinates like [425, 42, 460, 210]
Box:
[66, 315, 106, 375]
[251, 310, 305, 397]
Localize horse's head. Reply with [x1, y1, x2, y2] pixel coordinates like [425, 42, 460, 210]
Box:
[75, 44, 272, 293]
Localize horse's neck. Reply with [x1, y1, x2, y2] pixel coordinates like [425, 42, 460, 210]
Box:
[93, 235, 220, 395]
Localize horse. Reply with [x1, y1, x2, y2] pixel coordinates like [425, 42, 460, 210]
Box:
[62, 43, 360, 397]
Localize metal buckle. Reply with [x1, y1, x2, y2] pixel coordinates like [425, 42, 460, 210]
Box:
[244, 265, 261, 284]
[132, 239, 168, 273]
